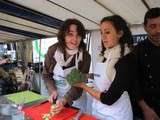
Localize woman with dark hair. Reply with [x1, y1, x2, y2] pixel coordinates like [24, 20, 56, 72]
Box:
[74, 15, 139, 120]
[43, 18, 91, 113]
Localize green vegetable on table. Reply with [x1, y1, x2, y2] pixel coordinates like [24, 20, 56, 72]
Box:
[67, 68, 86, 85]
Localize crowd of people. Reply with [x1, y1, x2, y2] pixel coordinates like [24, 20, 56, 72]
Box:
[0, 61, 38, 95]
[0, 6, 159, 120]
[43, 7, 160, 120]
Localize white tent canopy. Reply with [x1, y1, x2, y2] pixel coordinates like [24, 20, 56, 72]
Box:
[0, 0, 160, 42]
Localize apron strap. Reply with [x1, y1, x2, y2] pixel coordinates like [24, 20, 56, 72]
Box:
[75, 51, 83, 69]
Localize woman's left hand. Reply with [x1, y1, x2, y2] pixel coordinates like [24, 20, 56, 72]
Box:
[73, 82, 86, 88]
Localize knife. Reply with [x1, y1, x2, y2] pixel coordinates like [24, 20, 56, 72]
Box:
[52, 97, 57, 104]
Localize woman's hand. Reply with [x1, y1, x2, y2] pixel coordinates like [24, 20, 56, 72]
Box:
[50, 99, 65, 114]
[50, 90, 58, 103]
[73, 82, 86, 88]
[74, 82, 101, 101]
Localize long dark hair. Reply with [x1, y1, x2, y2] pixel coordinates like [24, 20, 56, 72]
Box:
[100, 15, 133, 57]
[57, 18, 86, 54]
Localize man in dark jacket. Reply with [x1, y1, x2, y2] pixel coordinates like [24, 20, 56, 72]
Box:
[133, 7, 160, 120]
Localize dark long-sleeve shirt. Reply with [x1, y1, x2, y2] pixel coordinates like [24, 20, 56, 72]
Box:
[131, 39, 160, 117]
[100, 52, 142, 105]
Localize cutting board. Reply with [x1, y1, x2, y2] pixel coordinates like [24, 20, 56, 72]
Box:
[22, 102, 78, 120]
[22, 102, 98, 120]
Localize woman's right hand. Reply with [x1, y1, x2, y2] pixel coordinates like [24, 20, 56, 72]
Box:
[50, 99, 65, 115]
[50, 90, 58, 103]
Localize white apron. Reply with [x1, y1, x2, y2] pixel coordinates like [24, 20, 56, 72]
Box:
[53, 49, 86, 110]
[92, 54, 133, 120]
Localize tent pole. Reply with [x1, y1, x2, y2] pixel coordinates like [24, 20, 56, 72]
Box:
[38, 39, 42, 93]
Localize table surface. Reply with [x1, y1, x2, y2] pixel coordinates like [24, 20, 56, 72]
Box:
[0, 91, 96, 120]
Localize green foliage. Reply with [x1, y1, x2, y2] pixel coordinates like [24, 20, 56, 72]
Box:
[67, 68, 85, 85]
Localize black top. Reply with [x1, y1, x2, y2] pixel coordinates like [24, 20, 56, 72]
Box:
[100, 52, 142, 105]
[132, 39, 160, 117]
[99, 39, 160, 117]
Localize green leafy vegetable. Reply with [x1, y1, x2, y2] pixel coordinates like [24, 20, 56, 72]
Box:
[67, 68, 85, 85]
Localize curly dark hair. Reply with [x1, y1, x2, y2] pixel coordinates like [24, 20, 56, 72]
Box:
[57, 18, 86, 53]
[100, 15, 133, 57]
